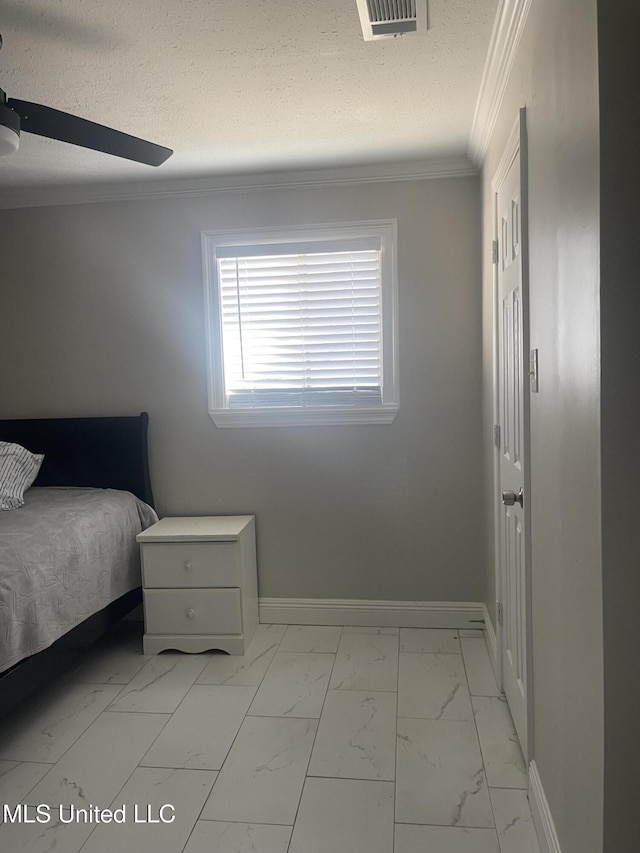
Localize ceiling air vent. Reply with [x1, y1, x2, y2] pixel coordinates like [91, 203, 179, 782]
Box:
[356, 0, 428, 41]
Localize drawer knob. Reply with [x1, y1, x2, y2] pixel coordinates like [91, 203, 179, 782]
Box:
[185, 608, 195, 619]
[184, 561, 193, 571]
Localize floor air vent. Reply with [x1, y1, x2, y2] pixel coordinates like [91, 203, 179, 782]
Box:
[356, 0, 428, 41]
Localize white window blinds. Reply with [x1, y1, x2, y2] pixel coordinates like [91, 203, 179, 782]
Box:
[217, 239, 383, 409]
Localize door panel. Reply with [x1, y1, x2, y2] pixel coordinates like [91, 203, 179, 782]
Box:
[496, 128, 530, 758]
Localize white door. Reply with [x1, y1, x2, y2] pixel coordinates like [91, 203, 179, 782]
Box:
[493, 111, 532, 759]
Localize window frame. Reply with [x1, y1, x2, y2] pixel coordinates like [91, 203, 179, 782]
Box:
[202, 219, 399, 428]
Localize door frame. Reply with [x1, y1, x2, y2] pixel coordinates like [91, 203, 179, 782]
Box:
[491, 107, 534, 762]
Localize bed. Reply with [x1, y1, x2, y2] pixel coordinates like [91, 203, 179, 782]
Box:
[0, 413, 156, 717]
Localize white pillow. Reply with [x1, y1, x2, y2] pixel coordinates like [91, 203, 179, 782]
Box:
[0, 441, 44, 511]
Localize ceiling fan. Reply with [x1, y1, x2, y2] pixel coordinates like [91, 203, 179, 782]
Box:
[0, 36, 172, 167]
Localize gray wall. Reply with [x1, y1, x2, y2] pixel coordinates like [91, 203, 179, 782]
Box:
[481, 1, 603, 851]
[598, 5, 640, 851]
[0, 176, 484, 604]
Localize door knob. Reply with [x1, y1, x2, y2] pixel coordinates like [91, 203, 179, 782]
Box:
[502, 488, 524, 507]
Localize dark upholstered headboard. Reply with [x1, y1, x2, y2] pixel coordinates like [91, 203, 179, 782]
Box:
[0, 412, 154, 507]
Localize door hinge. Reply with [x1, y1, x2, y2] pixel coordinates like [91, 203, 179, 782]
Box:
[492, 240, 499, 265]
[493, 424, 501, 448]
[496, 601, 503, 626]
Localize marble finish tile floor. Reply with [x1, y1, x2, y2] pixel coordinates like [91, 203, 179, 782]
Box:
[0, 623, 541, 853]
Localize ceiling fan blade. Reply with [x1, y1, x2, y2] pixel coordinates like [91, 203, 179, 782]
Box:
[7, 98, 172, 166]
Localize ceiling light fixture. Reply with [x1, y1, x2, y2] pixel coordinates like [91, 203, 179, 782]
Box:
[0, 91, 20, 155]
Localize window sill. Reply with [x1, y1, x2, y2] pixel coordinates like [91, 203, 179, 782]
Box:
[208, 405, 399, 428]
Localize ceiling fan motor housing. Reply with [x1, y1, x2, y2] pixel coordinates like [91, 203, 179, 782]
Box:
[0, 90, 20, 155]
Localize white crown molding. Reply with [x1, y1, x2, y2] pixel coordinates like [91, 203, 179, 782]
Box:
[0, 156, 477, 211]
[258, 597, 484, 629]
[529, 760, 563, 853]
[468, 0, 534, 165]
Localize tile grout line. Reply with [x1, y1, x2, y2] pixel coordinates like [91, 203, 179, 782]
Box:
[305, 771, 395, 782]
[488, 785, 530, 791]
[244, 647, 341, 719]
[13, 686, 131, 806]
[459, 632, 500, 839]
[134, 653, 214, 774]
[284, 625, 343, 853]
[77, 647, 183, 852]
[395, 819, 508, 829]
[399, 650, 463, 654]
[6, 639, 130, 793]
[76, 651, 190, 851]
[106, 708, 180, 714]
[195, 818, 294, 826]
[487, 787, 506, 853]
[106, 651, 210, 714]
[179, 624, 292, 853]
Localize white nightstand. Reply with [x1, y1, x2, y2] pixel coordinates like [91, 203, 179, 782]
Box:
[136, 516, 258, 655]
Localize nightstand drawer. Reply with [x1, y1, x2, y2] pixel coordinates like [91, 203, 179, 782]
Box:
[142, 542, 239, 588]
[144, 588, 242, 635]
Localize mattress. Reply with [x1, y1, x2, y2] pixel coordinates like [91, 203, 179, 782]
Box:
[0, 486, 158, 674]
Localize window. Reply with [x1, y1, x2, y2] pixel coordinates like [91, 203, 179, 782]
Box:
[202, 220, 399, 427]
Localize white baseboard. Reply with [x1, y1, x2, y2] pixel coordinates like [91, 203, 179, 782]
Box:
[529, 760, 562, 853]
[258, 598, 484, 629]
[483, 602, 499, 683]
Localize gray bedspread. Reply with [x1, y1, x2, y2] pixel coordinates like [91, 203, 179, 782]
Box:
[0, 487, 158, 674]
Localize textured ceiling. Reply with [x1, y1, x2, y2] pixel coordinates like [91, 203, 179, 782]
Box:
[0, 0, 498, 190]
